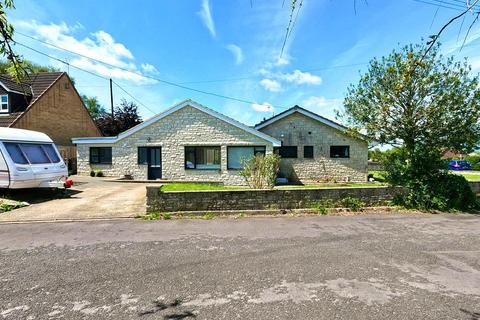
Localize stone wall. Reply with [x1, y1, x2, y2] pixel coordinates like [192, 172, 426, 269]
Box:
[258, 112, 368, 183]
[146, 186, 403, 212]
[77, 106, 274, 185]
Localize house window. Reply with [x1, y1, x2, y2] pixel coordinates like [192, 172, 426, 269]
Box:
[304, 146, 314, 158]
[138, 147, 148, 165]
[185, 146, 221, 169]
[275, 146, 298, 158]
[330, 145, 350, 158]
[227, 146, 266, 169]
[0, 95, 8, 112]
[90, 147, 112, 164]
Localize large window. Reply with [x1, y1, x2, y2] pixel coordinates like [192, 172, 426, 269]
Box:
[275, 146, 298, 158]
[90, 147, 112, 164]
[330, 145, 350, 158]
[185, 146, 221, 169]
[227, 146, 266, 169]
[4, 143, 61, 164]
[0, 95, 7, 112]
[304, 146, 314, 159]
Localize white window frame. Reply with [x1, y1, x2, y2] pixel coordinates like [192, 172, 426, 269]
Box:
[0, 95, 8, 113]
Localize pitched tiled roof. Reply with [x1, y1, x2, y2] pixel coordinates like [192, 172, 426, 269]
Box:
[0, 72, 65, 127]
[0, 112, 23, 127]
[0, 74, 32, 94]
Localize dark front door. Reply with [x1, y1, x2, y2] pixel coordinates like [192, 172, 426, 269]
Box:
[147, 147, 162, 180]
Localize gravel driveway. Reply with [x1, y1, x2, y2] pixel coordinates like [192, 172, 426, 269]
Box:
[0, 176, 148, 222]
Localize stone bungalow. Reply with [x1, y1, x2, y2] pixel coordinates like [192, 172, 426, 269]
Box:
[73, 99, 368, 185]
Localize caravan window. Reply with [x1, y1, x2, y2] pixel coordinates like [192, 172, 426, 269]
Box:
[4, 142, 61, 164]
[4, 143, 28, 164]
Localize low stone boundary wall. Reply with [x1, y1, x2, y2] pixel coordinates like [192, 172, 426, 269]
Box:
[146, 186, 406, 212]
[470, 181, 480, 193]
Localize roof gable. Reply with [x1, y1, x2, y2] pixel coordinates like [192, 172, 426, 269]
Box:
[255, 105, 348, 131]
[72, 99, 282, 146]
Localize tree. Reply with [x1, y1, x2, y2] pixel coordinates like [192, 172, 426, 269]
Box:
[81, 95, 106, 121]
[0, 59, 59, 74]
[95, 99, 142, 136]
[341, 43, 480, 210]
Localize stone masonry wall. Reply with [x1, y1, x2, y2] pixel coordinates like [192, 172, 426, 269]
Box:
[258, 112, 368, 183]
[146, 186, 403, 212]
[77, 105, 274, 185]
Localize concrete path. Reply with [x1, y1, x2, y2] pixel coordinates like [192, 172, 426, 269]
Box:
[0, 213, 479, 319]
[0, 176, 148, 222]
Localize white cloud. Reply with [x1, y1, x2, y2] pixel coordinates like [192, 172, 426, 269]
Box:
[197, 0, 216, 38]
[252, 102, 274, 112]
[225, 44, 244, 64]
[141, 63, 159, 74]
[15, 20, 157, 84]
[260, 78, 281, 92]
[279, 70, 322, 85]
[302, 96, 343, 109]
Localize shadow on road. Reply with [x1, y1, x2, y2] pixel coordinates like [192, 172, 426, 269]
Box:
[460, 308, 480, 320]
[138, 299, 196, 319]
[0, 188, 83, 204]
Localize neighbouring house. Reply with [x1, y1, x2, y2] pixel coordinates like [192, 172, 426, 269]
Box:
[72, 99, 281, 185]
[72, 100, 368, 185]
[0, 72, 102, 172]
[255, 105, 368, 183]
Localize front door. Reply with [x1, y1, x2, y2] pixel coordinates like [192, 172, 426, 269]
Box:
[147, 147, 162, 180]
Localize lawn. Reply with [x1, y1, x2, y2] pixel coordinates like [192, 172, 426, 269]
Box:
[160, 183, 247, 192]
[160, 182, 385, 192]
[369, 170, 480, 182]
[453, 171, 480, 182]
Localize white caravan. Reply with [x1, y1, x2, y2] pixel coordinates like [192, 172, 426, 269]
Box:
[0, 128, 70, 189]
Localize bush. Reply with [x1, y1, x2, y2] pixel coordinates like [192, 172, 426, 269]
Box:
[465, 154, 480, 170]
[90, 170, 95, 177]
[339, 197, 365, 211]
[96, 170, 104, 177]
[240, 154, 281, 189]
[393, 173, 476, 211]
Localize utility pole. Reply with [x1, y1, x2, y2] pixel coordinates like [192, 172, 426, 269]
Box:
[109, 78, 114, 119]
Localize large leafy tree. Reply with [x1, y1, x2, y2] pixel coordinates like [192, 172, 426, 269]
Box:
[81, 95, 106, 121]
[342, 43, 480, 210]
[343, 43, 480, 160]
[95, 99, 142, 136]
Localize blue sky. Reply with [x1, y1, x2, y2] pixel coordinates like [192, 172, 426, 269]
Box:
[8, 0, 480, 125]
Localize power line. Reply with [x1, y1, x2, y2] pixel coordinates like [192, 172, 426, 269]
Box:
[112, 80, 157, 115]
[413, 0, 480, 11]
[14, 39, 291, 112]
[14, 33, 291, 110]
[14, 41, 161, 115]
[15, 30, 368, 86]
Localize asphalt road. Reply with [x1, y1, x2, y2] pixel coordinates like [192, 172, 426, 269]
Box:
[0, 213, 479, 319]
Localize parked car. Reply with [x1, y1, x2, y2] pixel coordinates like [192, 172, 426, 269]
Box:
[0, 128, 73, 189]
[448, 160, 472, 171]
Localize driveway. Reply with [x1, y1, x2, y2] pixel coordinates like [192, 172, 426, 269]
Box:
[0, 214, 479, 319]
[0, 176, 148, 222]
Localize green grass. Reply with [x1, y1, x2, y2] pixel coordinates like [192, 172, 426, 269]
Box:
[453, 171, 480, 182]
[160, 183, 247, 192]
[160, 182, 385, 192]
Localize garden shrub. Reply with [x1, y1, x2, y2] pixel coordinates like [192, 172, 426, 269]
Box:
[240, 154, 281, 189]
[339, 196, 365, 211]
[96, 170, 104, 177]
[90, 170, 95, 177]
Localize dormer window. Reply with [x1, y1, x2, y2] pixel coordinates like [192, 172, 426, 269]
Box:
[0, 95, 8, 113]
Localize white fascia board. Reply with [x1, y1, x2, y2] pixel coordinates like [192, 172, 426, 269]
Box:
[72, 99, 282, 146]
[255, 108, 346, 132]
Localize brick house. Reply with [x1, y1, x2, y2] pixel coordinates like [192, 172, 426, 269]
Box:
[73, 99, 368, 185]
[0, 72, 102, 171]
[255, 105, 368, 183]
